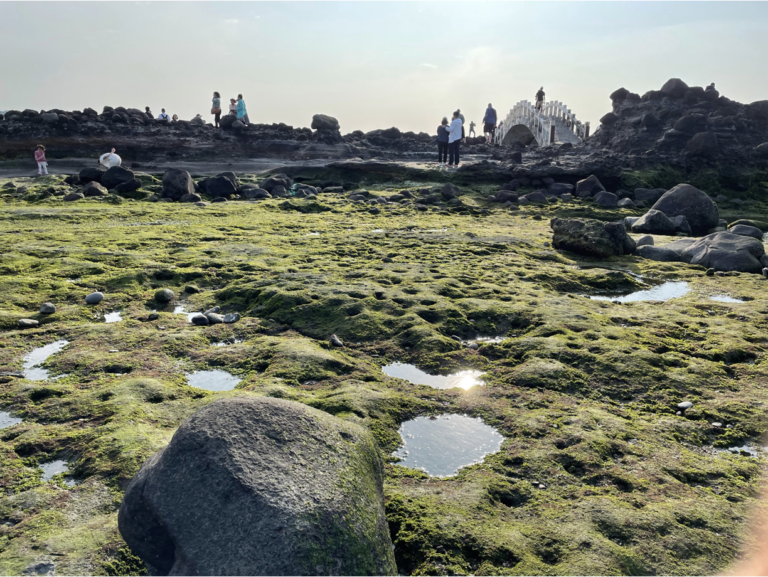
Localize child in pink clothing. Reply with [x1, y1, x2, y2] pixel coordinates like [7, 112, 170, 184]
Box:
[34, 145, 48, 176]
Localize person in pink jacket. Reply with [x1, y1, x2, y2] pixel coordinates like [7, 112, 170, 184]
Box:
[34, 145, 48, 176]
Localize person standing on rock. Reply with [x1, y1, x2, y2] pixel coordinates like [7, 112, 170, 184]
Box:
[228, 98, 237, 116]
[468, 120, 476, 138]
[483, 103, 497, 144]
[145, 106, 153, 117]
[211, 92, 222, 128]
[157, 108, 169, 121]
[437, 117, 449, 167]
[457, 109, 466, 142]
[236, 94, 250, 125]
[99, 148, 122, 169]
[535, 87, 545, 112]
[34, 145, 48, 176]
[445, 111, 463, 169]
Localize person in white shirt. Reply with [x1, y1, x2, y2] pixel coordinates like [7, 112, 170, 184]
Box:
[157, 108, 170, 121]
[99, 148, 122, 169]
[444, 111, 463, 168]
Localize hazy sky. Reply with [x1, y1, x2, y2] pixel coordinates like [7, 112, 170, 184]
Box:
[1, 2, 767, 134]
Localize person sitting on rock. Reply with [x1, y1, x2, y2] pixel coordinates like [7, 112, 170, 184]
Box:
[437, 117, 449, 167]
[99, 148, 122, 169]
[157, 108, 169, 121]
[236, 94, 250, 125]
[535, 87, 545, 111]
[468, 120, 476, 138]
[145, 106, 153, 117]
[34, 145, 48, 176]
[706, 82, 716, 92]
[172, 114, 178, 122]
[228, 98, 237, 116]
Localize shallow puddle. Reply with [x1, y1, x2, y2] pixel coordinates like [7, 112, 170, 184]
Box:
[174, 304, 199, 321]
[709, 295, 745, 303]
[23, 340, 69, 381]
[104, 311, 123, 323]
[0, 411, 22, 429]
[40, 460, 76, 487]
[383, 363, 484, 390]
[719, 444, 766, 458]
[589, 281, 690, 303]
[185, 370, 241, 391]
[467, 336, 508, 344]
[394, 414, 504, 477]
[213, 338, 244, 347]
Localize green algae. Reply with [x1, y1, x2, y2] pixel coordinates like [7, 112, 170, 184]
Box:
[0, 173, 767, 575]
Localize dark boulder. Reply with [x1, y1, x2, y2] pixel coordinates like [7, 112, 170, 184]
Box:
[575, 175, 606, 198]
[310, 114, 340, 131]
[495, 191, 518, 203]
[99, 167, 135, 190]
[219, 115, 236, 129]
[594, 191, 618, 208]
[685, 132, 718, 156]
[242, 188, 271, 199]
[523, 191, 547, 204]
[729, 224, 763, 240]
[671, 215, 692, 235]
[161, 169, 195, 201]
[674, 114, 706, 134]
[634, 188, 666, 203]
[216, 172, 238, 187]
[180, 193, 202, 203]
[115, 178, 142, 194]
[650, 184, 719, 235]
[260, 174, 292, 192]
[610, 87, 630, 102]
[79, 167, 105, 184]
[118, 396, 396, 576]
[551, 218, 635, 258]
[83, 181, 108, 197]
[636, 245, 684, 263]
[728, 219, 768, 232]
[631, 209, 676, 235]
[64, 192, 85, 202]
[660, 78, 689, 99]
[548, 183, 574, 196]
[600, 112, 619, 125]
[681, 232, 765, 273]
[200, 176, 236, 198]
[441, 183, 460, 200]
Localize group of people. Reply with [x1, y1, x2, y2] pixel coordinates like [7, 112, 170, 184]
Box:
[435, 103, 498, 168]
[32, 145, 121, 177]
[211, 92, 249, 129]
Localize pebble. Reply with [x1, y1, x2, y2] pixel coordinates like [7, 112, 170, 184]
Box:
[39, 303, 56, 314]
[191, 315, 209, 326]
[148, 313, 159, 321]
[223, 313, 240, 324]
[18, 319, 39, 328]
[678, 401, 693, 411]
[85, 291, 104, 304]
[711, 422, 722, 428]
[155, 288, 175, 303]
[330, 334, 344, 347]
[109, 350, 119, 353]
[706, 268, 715, 276]
[468, 342, 479, 350]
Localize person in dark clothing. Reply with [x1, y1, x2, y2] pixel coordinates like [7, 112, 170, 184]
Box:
[437, 117, 449, 166]
[482, 103, 497, 144]
[535, 87, 545, 111]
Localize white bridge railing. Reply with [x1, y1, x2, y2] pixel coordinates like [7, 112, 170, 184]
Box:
[494, 100, 589, 146]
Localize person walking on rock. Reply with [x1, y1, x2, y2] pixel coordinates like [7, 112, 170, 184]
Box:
[437, 117, 449, 167]
[99, 148, 122, 169]
[236, 94, 250, 125]
[157, 108, 169, 121]
[468, 120, 476, 138]
[483, 103, 497, 144]
[535, 87, 545, 112]
[211, 92, 222, 128]
[445, 110, 463, 169]
[34, 145, 48, 176]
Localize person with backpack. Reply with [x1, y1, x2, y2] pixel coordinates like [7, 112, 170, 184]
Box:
[211, 92, 222, 128]
[34, 145, 48, 176]
[483, 103, 497, 144]
[437, 117, 449, 167]
[157, 108, 169, 121]
[445, 110, 463, 169]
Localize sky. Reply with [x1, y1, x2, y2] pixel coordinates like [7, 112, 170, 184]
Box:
[1, 2, 767, 134]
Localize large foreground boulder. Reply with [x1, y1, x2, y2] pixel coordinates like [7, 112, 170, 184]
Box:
[118, 396, 396, 576]
[161, 168, 195, 201]
[101, 166, 135, 190]
[631, 209, 676, 235]
[199, 175, 236, 198]
[650, 184, 719, 234]
[574, 175, 606, 198]
[551, 218, 635, 258]
[680, 231, 765, 273]
[79, 167, 105, 184]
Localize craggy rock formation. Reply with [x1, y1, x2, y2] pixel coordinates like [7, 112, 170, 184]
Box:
[594, 78, 768, 163]
[118, 396, 396, 576]
[650, 183, 719, 234]
[551, 217, 636, 258]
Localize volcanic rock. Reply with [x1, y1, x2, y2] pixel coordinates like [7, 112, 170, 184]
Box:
[161, 169, 195, 201]
[680, 231, 765, 273]
[551, 218, 635, 258]
[650, 184, 719, 235]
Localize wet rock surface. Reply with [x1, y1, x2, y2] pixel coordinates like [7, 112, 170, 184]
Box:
[119, 397, 395, 576]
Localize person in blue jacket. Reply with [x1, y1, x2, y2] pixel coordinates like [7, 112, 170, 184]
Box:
[483, 103, 497, 144]
[236, 94, 250, 125]
[436, 117, 449, 166]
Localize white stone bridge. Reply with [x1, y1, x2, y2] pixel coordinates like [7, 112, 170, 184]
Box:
[494, 100, 589, 147]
